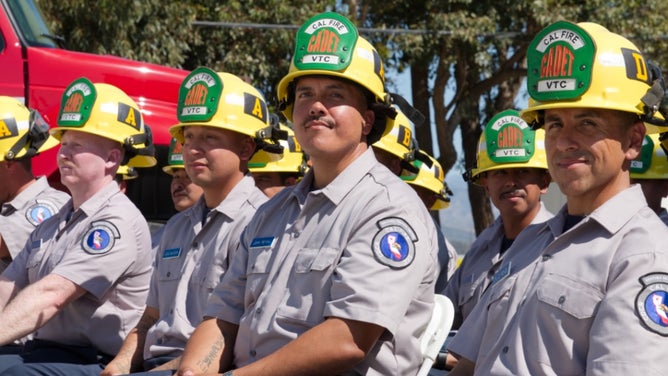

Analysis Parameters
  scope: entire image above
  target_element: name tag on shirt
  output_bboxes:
[250,236,276,249]
[162,248,181,259]
[491,261,511,286]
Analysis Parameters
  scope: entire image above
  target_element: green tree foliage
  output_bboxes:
[38,0,195,68]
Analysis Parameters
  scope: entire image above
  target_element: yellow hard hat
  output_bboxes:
[401,154,452,210]
[116,165,138,180]
[162,137,185,175]
[51,78,156,167]
[630,133,668,179]
[169,67,275,146]
[521,21,667,130]
[373,108,416,161]
[249,120,307,175]
[465,109,548,185]
[0,96,59,162]
[276,12,394,143]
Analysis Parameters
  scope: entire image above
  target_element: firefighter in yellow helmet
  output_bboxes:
[400,152,459,291]
[0,96,69,272]
[98,68,275,375]
[0,78,154,372]
[179,12,439,376]
[160,137,203,212]
[249,116,306,198]
[437,109,553,371]
[449,22,668,376]
[630,133,668,225]
[372,108,420,174]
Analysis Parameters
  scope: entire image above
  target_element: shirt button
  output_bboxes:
[250,350,256,357]
[256,307,263,314]
[558,295,566,304]
[166,272,171,277]
[502,346,509,353]
[542,255,551,261]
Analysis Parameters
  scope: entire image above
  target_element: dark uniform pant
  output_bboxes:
[0,340,110,375]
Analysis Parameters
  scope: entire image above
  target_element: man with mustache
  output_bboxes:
[435,109,552,371]
[448,21,668,375]
[178,12,439,376]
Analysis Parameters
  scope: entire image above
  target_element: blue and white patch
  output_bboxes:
[81,221,120,255]
[25,201,58,226]
[372,217,417,269]
[250,236,276,249]
[162,248,181,259]
[636,273,668,336]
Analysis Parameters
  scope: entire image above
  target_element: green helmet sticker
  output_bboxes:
[630,135,654,174]
[293,12,358,72]
[527,21,595,102]
[485,110,535,164]
[177,67,223,123]
[58,77,97,127]
[167,138,184,166]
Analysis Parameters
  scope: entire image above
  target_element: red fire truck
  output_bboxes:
[0,0,189,221]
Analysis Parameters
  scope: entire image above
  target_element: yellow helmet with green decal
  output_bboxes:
[521,21,667,131]
[169,67,275,144]
[276,12,394,144]
[465,109,548,185]
[162,137,185,175]
[51,78,156,167]
[630,133,668,179]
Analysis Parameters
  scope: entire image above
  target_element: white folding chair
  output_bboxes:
[416,294,455,376]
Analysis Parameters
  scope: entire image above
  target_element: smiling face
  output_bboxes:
[543,108,644,214]
[291,76,374,166]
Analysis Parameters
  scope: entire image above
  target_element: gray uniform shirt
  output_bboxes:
[658,208,668,226]
[448,185,668,375]
[205,148,439,375]
[435,221,458,293]
[443,203,553,328]
[144,175,266,359]
[0,177,69,267]
[3,181,152,356]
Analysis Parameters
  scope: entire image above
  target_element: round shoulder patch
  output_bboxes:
[372,217,417,269]
[636,273,668,336]
[81,221,120,255]
[25,201,58,226]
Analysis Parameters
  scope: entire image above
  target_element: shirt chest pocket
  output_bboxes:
[536,273,603,319]
[156,251,185,282]
[277,247,341,324]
